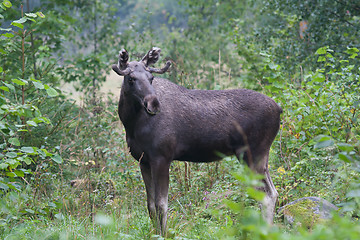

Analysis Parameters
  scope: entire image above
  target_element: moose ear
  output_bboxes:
[141,47,161,67]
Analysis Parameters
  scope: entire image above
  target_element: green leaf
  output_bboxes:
[25,13,37,18]
[6,158,18,166]
[0,120,7,129]
[4,82,15,91]
[54,213,64,220]
[0,86,9,92]
[0,163,8,170]
[5,152,17,158]
[223,199,242,212]
[51,154,63,164]
[6,172,16,177]
[337,143,354,152]
[326,53,334,59]
[12,79,27,86]
[20,147,35,154]
[317,56,326,62]
[0,182,9,190]
[11,22,24,29]
[14,170,24,177]
[268,63,280,70]
[45,87,59,97]
[13,17,27,24]
[36,12,45,18]
[315,46,328,55]
[2,32,14,38]
[25,209,35,214]
[346,47,359,54]
[314,135,334,149]
[346,190,360,198]
[8,137,20,146]
[349,53,358,59]
[315,140,334,149]
[26,120,38,127]
[21,156,32,165]
[38,149,52,157]
[0,27,11,31]
[338,153,352,163]
[3,0,12,8]
[311,72,325,83]
[247,187,265,201]
[31,80,44,89]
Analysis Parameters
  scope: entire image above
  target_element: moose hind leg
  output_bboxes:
[255,152,278,224]
[238,149,278,224]
[262,167,278,223]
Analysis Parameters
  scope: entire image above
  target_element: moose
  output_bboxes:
[112,47,282,235]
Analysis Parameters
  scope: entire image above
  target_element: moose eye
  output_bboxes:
[128,77,136,85]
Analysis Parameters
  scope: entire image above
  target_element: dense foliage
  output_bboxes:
[0,0,359,239]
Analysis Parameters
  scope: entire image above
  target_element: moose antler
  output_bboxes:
[142,47,171,74]
[142,47,161,66]
[112,47,171,76]
[118,49,129,70]
[149,61,171,74]
[112,49,131,76]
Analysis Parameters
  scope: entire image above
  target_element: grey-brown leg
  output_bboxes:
[140,161,156,221]
[254,153,278,224]
[151,158,170,236]
[262,168,278,223]
[236,149,278,224]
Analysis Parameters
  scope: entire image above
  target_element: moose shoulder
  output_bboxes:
[112,47,282,235]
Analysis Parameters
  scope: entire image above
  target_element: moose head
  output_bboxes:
[112,48,171,115]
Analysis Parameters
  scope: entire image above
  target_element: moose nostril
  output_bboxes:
[152,98,160,109]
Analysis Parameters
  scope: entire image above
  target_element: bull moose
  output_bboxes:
[112,47,282,235]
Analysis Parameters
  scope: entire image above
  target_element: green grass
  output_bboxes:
[1,148,359,239]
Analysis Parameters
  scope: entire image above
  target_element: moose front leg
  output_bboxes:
[140,161,156,220]
[151,157,171,236]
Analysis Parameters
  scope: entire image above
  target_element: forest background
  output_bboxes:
[0,0,359,239]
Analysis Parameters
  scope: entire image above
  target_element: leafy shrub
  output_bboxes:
[0,2,64,193]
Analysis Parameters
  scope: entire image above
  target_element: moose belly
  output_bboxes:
[175,142,233,163]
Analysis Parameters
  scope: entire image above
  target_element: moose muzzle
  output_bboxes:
[143,95,160,115]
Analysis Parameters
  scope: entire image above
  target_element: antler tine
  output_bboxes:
[149,61,171,74]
